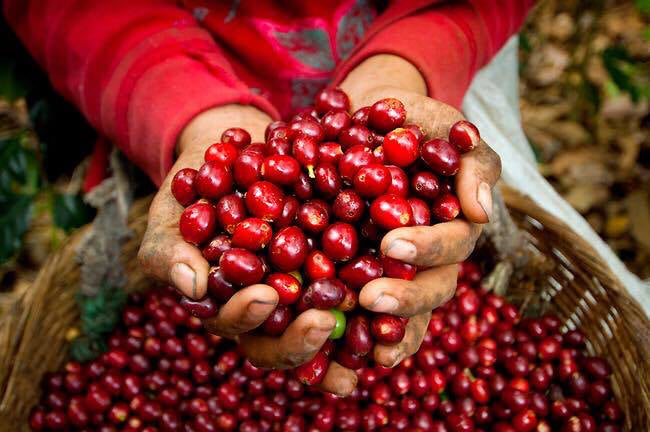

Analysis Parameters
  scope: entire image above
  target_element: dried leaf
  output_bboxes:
[625,190,650,250]
[563,184,609,214]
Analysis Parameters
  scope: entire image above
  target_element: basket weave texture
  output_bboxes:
[0,189,648,431]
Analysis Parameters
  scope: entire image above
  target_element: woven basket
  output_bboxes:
[0,187,648,431]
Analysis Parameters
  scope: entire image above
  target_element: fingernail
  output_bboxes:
[385,239,417,261]
[389,353,404,368]
[370,294,399,313]
[247,300,276,320]
[170,263,197,298]
[477,182,493,222]
[305,328,333,350]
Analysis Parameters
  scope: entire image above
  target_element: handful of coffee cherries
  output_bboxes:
[171,88,481,385]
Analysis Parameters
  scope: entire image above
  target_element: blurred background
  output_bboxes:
[0,0,648,294]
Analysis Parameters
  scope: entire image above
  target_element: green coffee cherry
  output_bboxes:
[329,309,346,339]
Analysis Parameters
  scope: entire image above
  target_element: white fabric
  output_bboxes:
[462,36,650,317]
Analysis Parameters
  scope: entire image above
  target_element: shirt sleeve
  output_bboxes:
[332,0,536,109]
[3,0,279,185]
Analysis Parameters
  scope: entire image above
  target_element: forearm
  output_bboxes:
[178,105,272,156]
[339,54,427,111]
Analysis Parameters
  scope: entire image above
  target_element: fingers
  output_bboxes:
[373,312,431,368]
[359,264,458,317]
[201,285,278,337]
[455,140,502,224]
[238,309,336,369]
[379,220,481,268]
[138,202,210,299]
[318,361,358,397]
[138,149,209,298]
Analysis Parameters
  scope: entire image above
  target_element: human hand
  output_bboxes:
[138,105,357,395]
[340,55,502,367]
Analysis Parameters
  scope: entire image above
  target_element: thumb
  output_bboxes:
[138,198,211,299]
[454,141,502,224]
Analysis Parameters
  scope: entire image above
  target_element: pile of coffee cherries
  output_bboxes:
[29,262,624,431]
[171,88,481,383]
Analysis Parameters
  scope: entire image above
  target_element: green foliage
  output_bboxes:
[0,59,28,102]
[602,46,650,103]
[71,285,127,362]
[636,0,650,15]
[0,195,33,263]
[53,193,93,233]
[0,136,39,262]
[0,135,94,264]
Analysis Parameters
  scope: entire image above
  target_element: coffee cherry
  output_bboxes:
[314,163,342,199]
[200,234,231,263]
[345,315,374,356]
[382,256,417,280]
[338,145,377,183]
[368,98,406,133]
[171,168,198,206]
[221,128,251,148]
[412,171,440,199]
[195,160,233,199]
[261,305,293,336]
[321,110,352,141]
[315,88,350,115]
[329,309,346,339]
[273,196,299,229]
[304,250,336,281]
[293,350,330,385]
[409,197,432,226]
[85,387,111,413]
[268,226,309,272]
[339,125,375,149]
[219,248,265,286]
[265,121,286,141]
[207,267,236,303]
[231,218,272,251]
[204,142,238,167]
[582,356,612,379]
[318,142,344,165]
[297,200,330,233]
[449,120,480,153]
[421,138,461,176]
[289,119,324,142]
[245,181,285,222]
[371,314,406,344]
[179,201,217,245]
[261,155,301,185]
[234,150,264,189]
[353,164,391,198]
[267,136,291,155]
[291,172,313,201]
[322,222,359,262]
[332,189,365,223]
[292,136,319,174]
[304,278,346,309]
[338,255,383,290]
[385,166,409,197]
[431,193,461,222]
[370,194,414,230]
[403,124,425,143]
[179,296,218,319]
[338,285,359,312]
[352,106,370,125]
[383,129,419,167]
[266,273,302,305]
